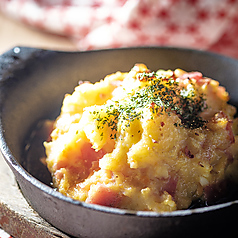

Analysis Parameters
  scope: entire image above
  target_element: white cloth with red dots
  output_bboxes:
[1,0,238,58]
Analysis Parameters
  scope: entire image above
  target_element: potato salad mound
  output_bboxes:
[44,64,238,212]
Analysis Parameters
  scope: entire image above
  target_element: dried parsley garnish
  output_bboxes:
[91,71,207,140]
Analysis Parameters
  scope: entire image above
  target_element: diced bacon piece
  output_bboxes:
[162,175,178,198]
[179,71,203,80]
[52,141,107,187]
[53,141,105,171]
[81,142,106,169]
[86,184,121,207]
[226,119,235,144]
[184,146,194,159]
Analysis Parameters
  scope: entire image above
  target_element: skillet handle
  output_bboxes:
[0,47,43,83]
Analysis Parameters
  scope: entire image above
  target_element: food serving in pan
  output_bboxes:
[44,63,238,212]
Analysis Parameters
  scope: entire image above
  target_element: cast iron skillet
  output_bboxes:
[0,46,238,238]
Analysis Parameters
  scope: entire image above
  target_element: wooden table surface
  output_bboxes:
[0,12,78,238]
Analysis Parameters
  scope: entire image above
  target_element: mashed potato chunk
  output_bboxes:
[44,64,238,212]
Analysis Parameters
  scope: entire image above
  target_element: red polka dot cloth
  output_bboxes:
[1,0,238,58]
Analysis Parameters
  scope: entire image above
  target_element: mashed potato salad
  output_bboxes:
[44,64,238,212]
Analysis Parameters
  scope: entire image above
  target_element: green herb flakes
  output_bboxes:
[90,71,207,139]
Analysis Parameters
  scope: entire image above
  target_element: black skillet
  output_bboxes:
[0,46,238,238]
